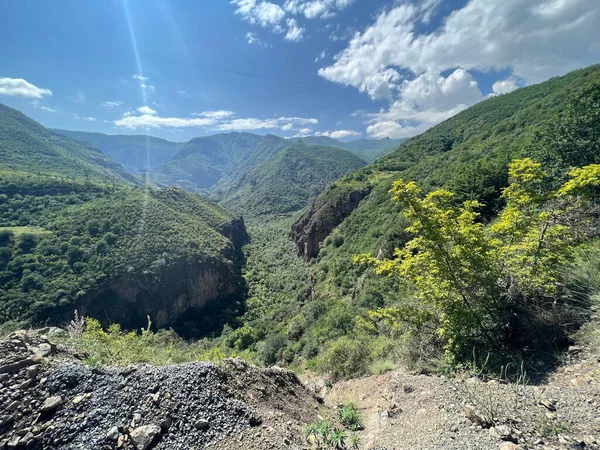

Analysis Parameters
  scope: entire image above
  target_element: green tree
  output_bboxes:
[356,158,600,360]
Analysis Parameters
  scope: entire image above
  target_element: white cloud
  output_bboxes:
[193,110,236,119]
[0,77,52,98]
[293,128,313,137]
[315,129,361,139]
[115,110,318,132]
[285,18,305,41]
[492,77,520,95]
[137,106,157,115]
[100,100,123,109]
[245,32,264,45]
[232,0,286,31]
[133,74,148,81]
[115,114,217,129]
[178,90,190,97]
[283,0,358,19]
[83,117,96,121]
[140,83,155,92]
[315,49,328,63]
[217,116,317,131]
[40,106,58,113]
[319,0,600,139]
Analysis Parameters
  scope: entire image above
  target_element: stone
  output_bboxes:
[464,405,490,427]
[499,443,518,450]
[33,343,54,358]
[46,327,68,340]
[40,396,63,413]
[539,399,557,411]
[0,356,43,374]
[130,424,161,450]
[489,425,515,442]
[6,400,21,412]
[194,419,210,431]
[72,395,86,405]
[27,365,40,380]
[107,426,119,441]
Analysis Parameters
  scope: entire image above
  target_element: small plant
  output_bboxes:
[330,428,347,449]
[67,309,86,339]
[348,433,360,450]
[338,403,363,431]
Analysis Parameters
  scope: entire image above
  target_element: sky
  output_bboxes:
[0,0,599,142]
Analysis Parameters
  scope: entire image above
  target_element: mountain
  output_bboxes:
[295,136,406,162]
[152,133,292,191]
[54,129,182,174]
[210,143,367,217]
[0,104,137,184]
[0,105,249,336]
[293,64,600,263]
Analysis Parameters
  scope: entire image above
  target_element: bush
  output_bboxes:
[316,336,371,380]
[338,403,363,431]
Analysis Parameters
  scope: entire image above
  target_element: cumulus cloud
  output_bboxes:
[233,0,353,41]
[133,74,148,81]
[318,0,600,138]
[492,77,521,95]
[315,129,361,139]
[137,106,157,115]
[100,101,123,109]
[232,0,286,31]
[0,77,52,98]
[283,0,358,19]
[285,18,305,41]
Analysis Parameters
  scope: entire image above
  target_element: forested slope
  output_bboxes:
[211,143,366,218]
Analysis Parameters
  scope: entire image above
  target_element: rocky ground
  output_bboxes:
[0,329,320,449]
[1,330,599,449]
[306,348,600,450]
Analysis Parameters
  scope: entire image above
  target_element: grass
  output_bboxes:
[0,226,53,237]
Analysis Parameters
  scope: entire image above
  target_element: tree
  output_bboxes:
[356,158,600,361]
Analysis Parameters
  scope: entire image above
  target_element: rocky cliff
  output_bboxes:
[291,186,370,261]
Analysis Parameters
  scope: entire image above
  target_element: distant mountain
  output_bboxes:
[293,136,406,162]
[153,133,292,191]
[211,143,366,217]
[54,130,182,174]
[0,104,136,184]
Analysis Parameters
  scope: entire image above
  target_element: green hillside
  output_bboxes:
[296,136,406,162]
[0,104,137,184]
[211,143,367,217]
[54,130,182,174]
[0,107,248,336]
[216,63,600,377]
[153,133,291,191]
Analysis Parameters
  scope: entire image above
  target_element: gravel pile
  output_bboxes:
[0,330,318,450]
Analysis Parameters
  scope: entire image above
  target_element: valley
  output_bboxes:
[1,64,600,449]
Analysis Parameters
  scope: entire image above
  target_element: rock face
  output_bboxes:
[78,218,248,331]
[0,330,320,450]
[291,187,369,261]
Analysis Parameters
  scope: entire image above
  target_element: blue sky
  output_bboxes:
[0,0,598,142]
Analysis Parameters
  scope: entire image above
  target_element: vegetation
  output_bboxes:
[0,104,137,184]
[153,132,292,190]
[337,403,363,431]
[54,129,182,174]
[213,143,366,218]
[304,420,360,449]
[297,136,406,162]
